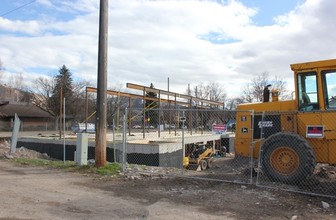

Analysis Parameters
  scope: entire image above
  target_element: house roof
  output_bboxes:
[0,102,53,118]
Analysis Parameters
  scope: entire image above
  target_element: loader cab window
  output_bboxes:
[322,70,336,109]
[297,72,319,111]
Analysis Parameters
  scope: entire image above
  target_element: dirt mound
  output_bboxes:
[0,140,50,160]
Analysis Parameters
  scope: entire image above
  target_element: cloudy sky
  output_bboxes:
[1,0,336,99]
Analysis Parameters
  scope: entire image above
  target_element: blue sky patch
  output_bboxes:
[1,0,80,22]
[199,32,240,44]
[239,0,303,25]
[26,67,57,75]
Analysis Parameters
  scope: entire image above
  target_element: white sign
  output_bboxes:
[212,124,227,134]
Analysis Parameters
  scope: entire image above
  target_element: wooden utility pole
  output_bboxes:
[95,0,108,167]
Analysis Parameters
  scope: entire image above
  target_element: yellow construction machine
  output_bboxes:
[235,59,336,183]
[183,144,215,171]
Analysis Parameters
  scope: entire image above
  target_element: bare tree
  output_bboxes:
[0,60,30,102]
[69,79,94,122]
[225,97,245,110]
[7,72,24,90]
[31,76,55,113]
[207,82,227,102]
[241,83,254,103]
[31,75,94,122]
[239,72,290,103]
[0,71,30,102]
[0,59,5,84]
[105,84,128,127]
[188,82,227,107]
[272,75,292,100]
[251,72,269,102]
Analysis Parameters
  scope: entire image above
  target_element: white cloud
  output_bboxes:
[1,0,336,98]
[0,17,41,35]
[36,0,53,7]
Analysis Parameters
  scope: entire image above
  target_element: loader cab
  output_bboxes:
[292,59,336,111]
[322,70,336,109]
[297,72,319,111]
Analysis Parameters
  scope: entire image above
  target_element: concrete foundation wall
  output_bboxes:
[16,133,230,168]
[16,138,182,167]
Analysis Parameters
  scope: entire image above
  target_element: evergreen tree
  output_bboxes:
[50,65,74,119]
[145,83,158,127]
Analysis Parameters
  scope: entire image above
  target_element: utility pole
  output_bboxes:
[95,0,108,167]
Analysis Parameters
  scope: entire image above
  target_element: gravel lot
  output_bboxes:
[1,134,336,219]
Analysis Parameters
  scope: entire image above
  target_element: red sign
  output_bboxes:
[212,124,227,134]
[306,125,324,138]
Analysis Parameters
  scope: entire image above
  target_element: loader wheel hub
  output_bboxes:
[270,147,299,176]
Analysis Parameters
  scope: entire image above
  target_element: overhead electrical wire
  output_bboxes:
[0,0,36,17]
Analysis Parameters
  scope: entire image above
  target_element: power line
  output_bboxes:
[0,0,36,17]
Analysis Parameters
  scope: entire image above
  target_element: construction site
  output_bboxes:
[2,0,336,219]
[3,60,336,219]
[8,58,336,200]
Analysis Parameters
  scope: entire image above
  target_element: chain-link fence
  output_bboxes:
[112,108,336,198]
[111,108,254,184]
[256,111,336,198]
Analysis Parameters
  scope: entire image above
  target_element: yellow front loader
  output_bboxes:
[235,58,336,184]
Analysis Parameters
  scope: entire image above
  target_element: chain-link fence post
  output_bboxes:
[122,111,127,172]
[113,118,116,163]
[256,111,265,185]
[181,110,186,175]
[248,110,255,184]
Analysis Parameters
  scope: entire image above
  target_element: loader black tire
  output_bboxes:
[207,158,214,169]
[200,159,207,170]
[261,132,316,184]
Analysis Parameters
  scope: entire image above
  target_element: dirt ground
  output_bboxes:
[1,140,336,219]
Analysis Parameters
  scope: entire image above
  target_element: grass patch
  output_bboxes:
[13,158,121,176]
[14,158,76,168]
[97,163,120,175]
